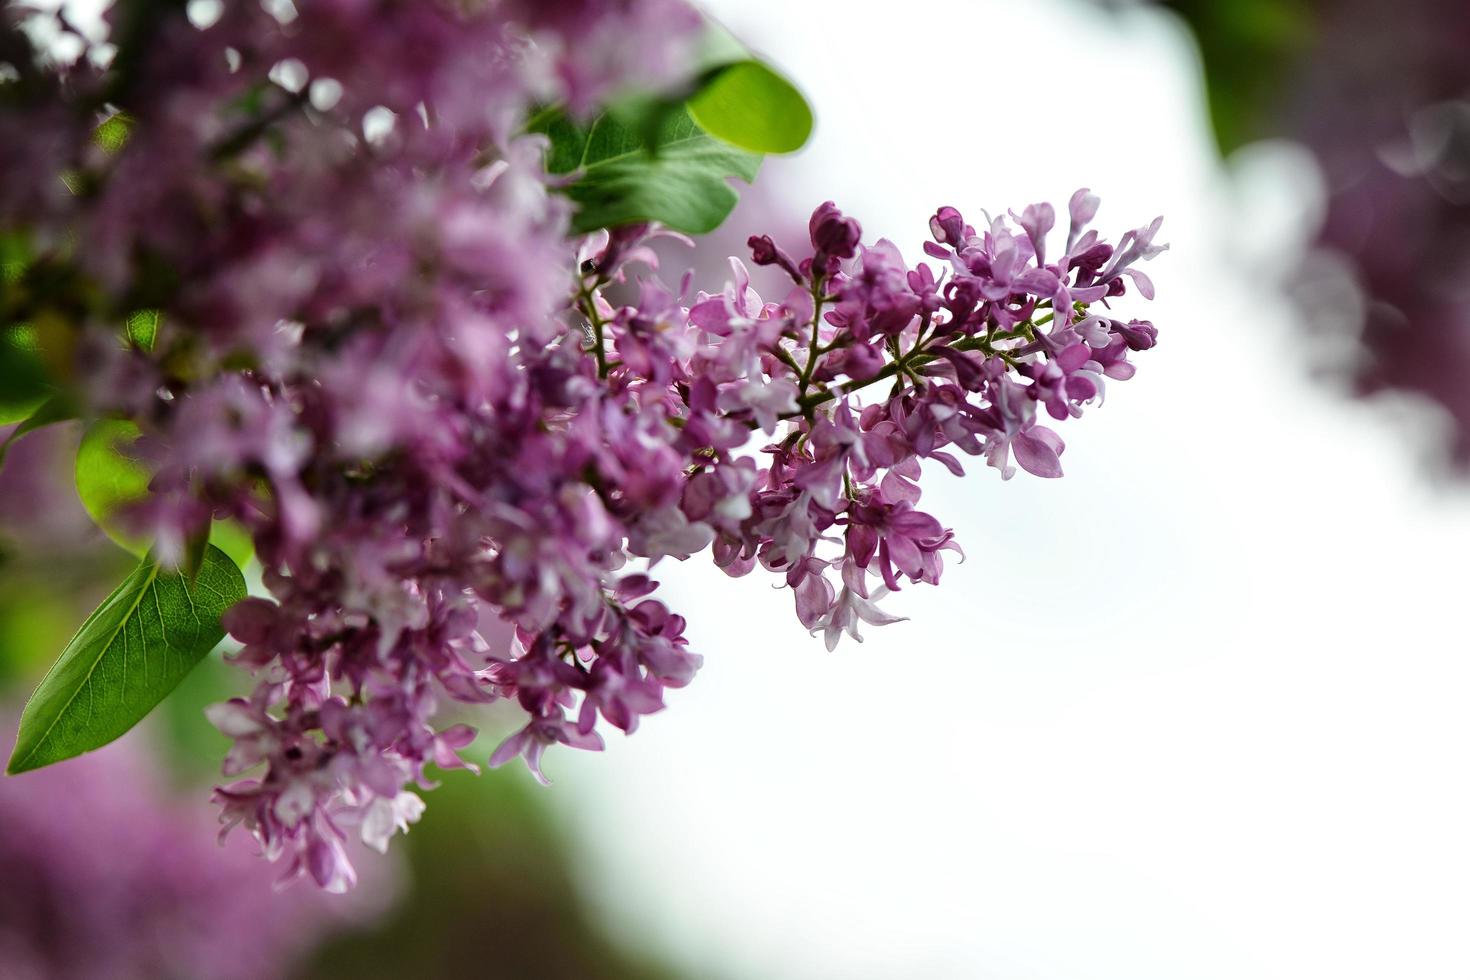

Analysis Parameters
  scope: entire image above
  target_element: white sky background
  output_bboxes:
[551,2,1470,979]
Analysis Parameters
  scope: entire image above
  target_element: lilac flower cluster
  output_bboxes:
[693,194,1164,648]
[208,194,1159,889]
[0,3,1164,889]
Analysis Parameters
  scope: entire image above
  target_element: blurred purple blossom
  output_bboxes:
[0,711,392,980]
[1137,0,1470,467]
[1292,0,1470,466]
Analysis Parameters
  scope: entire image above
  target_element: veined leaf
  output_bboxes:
[524,17,808,234]
[6,545,247,775]
[533,106,761,235]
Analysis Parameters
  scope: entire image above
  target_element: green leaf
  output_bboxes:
[687,60,812,154]
[0,393,77,468]
[181,521,211,583]
[93,111,134,154]
[523,18,808,234]
[526,105,592,174]
[533,106,761,235]
[76,419,152,556]
[1155,0,1313,153]
[124,309,159,351]
[6,545,247,775]
[0,327,50,425]
[75,419,256,565]
[0,231,30,284]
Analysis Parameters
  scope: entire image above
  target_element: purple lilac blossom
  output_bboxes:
[0,3,1165,887]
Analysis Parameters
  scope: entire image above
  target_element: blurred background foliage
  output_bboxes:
[1144,0,1470,471]
[1153,0,1314,154]
[300,768,680,980]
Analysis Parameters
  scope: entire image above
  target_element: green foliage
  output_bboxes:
[527,20,811,235]
[0,393,77,467]
[0,231,29,284]
[301,766,683,980]
[76,419,153,556]
[75,419,255,566]
[150,648,242,787]
[687,60,812,154]
[6,545,246,775]
[0,583,76,691]
[207,518,255,569]
[532,105,761,235]
[1160,0,1315,153]
[2,231,61,427]
[0,328,51,426]
[124,309,158,351]
[93,111,134,154]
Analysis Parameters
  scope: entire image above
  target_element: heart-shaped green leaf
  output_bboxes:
[6,545,247,774]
